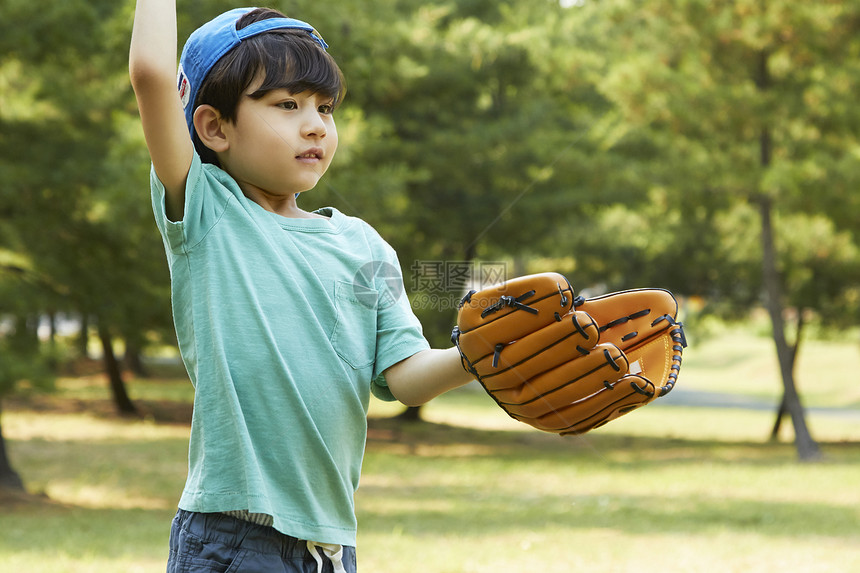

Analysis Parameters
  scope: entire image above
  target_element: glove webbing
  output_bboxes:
[476,281,569,316]
[481,291,539,318]
[458,281,572,334]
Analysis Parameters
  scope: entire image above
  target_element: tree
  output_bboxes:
[569,0,860,459]
[0,0,174,415]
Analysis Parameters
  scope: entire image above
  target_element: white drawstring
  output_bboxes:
[306,540,346,573]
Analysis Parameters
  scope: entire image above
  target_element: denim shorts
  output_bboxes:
[166,509,357,573]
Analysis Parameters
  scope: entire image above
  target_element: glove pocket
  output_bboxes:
[622,333,676,396]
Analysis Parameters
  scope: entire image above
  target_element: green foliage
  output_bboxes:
[1,0,859,360]
[0,318,55,399]
[560,0,860,327]
[778,213,860,328]
[0,0,174,376]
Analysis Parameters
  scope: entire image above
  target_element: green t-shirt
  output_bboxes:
[151,154,429,545]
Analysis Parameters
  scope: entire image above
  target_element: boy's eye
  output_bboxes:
[318,103,334,115]
[276,101,297,110]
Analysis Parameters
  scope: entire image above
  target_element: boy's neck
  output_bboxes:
[240,184,328,219]
[260,200,328,219]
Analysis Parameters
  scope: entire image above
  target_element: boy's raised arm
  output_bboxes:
[129,0,193,221]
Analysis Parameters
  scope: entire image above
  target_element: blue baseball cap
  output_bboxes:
[177,7,329,138]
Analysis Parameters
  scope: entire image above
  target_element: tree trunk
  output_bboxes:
[755,47,820,461]
[97,322,139,416]
[770,394,787,440]
[758,195,820,461]
[770,309,805,440]
[124,339,149,378]
[0,403,24,491]
[79,313,90,359]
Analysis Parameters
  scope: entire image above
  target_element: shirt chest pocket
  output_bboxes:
[330,280,378,370]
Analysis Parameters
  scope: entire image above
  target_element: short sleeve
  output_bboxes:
[150,153,234,252]
[369,245,431,401]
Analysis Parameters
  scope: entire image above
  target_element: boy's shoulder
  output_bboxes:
[319,207,376,234]
[318,207,397,255]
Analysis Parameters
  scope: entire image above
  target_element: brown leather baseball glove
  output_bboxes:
[451,272,686,435]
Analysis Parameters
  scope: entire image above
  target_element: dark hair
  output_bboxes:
[193,8,346,165]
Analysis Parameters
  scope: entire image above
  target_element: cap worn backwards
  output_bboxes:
[177,7,329,138]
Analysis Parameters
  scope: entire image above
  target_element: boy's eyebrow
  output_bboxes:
[249,88,335,103]
[245,86,292,99]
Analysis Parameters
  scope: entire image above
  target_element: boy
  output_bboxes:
[129,3,473,571]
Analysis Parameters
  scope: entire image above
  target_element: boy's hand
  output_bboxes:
[451,273,686,435]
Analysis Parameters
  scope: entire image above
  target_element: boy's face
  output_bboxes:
[218,79,338,201]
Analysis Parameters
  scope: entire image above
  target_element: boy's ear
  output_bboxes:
[193,105,229,152]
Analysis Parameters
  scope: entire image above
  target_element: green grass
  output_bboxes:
[679,325,860,409]
[355,422,860,573]
[2,328,859,572]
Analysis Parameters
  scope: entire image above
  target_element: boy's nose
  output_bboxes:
[301,112,326,139]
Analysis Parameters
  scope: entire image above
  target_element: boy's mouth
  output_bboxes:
[296,148,323,160]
